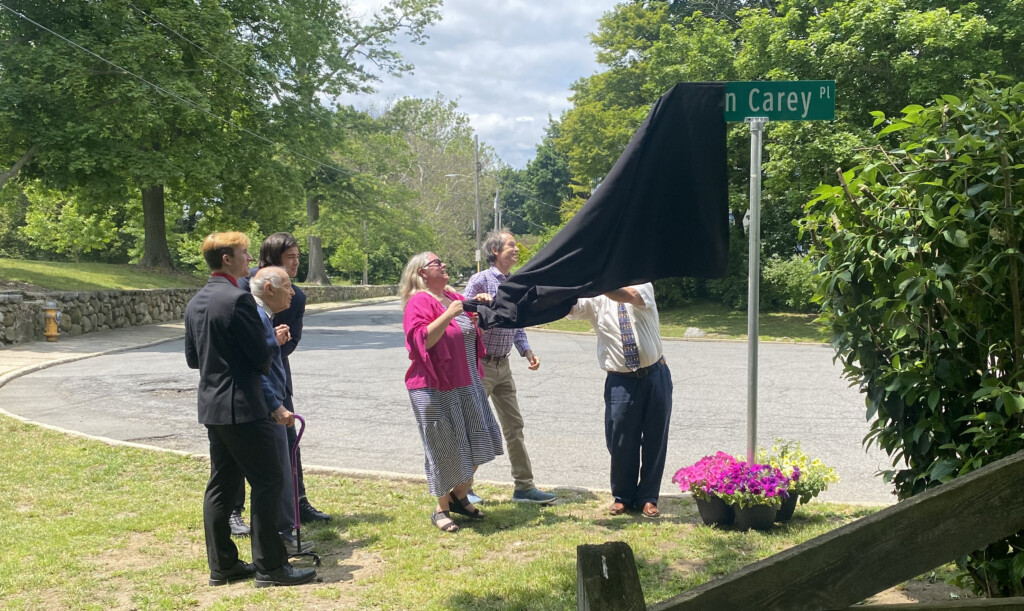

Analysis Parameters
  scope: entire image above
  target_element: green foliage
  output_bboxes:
[19,183,120,261]
[761,254,817,312]
[557,0,1024,293]
[0,183,39,259]
[801,75,1024,596]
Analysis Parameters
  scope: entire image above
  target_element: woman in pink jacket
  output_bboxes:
[399,251,503,533]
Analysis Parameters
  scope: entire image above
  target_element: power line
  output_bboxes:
[502,183,565,213]
[0,1,357,179]
[500,207,550,233]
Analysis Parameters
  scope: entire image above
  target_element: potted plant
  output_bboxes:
[713,460,793,531]
[672,452,739,526]
[757,438,839,521]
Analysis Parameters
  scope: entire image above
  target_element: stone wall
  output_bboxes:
[0,284,397,347]
[0,288,198,346]
[301,284,397,304]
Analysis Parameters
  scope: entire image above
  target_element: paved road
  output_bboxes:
[1,301,896,504]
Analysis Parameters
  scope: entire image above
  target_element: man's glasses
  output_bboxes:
[422,258,445,269]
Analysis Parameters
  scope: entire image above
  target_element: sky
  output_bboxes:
[340,0,620,169]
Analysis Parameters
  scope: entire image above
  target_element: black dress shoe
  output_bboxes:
[209,561,256,586]
[299,499,332,523]
[229,509,251,537]
[254,563,317,588]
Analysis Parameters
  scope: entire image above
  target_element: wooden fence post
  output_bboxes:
[577,541,646,611]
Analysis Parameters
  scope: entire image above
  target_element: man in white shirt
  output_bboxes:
[569,283,673,517]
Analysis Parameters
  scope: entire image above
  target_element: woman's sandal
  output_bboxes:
[448,492,485,519]
[431,510,460,533]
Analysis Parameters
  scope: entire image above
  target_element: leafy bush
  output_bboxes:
[761,254,817,313]
[800,75,1024,596]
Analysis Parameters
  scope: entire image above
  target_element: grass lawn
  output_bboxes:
[1,414,968,610]
[541,300,828,344]
[0,258,204,291]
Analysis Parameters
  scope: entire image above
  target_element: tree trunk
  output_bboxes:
[0,145,37,190]
[304,192,331,285]
[138,184,174,269]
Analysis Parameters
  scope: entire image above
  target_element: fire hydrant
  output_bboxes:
[44,300,61,342]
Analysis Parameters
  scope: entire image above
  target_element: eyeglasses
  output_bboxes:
[421,258,445,269]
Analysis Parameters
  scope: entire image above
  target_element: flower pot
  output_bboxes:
[774,494,799,522]
[733,503,777,531]
[694,495,734,526]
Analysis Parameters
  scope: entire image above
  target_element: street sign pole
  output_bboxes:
[724,80,834,464]
[745,116,767,464]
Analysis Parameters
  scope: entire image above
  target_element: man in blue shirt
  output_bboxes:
[465,230,557,505]
[250,266,317,560]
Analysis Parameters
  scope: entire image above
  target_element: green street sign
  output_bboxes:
[724,80,835,121]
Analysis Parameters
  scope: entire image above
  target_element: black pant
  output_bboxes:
[205,419,288,573]
[234,423,305,511]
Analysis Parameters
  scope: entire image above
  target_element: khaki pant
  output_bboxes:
[482,356,534,491]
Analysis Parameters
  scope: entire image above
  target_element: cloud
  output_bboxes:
[339,0,617,168]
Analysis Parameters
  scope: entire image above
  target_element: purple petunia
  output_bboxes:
[675,453,794,507]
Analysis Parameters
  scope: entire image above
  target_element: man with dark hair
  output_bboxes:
[230,233,329,537]
[185,231,316,587]
[464,230,557,505]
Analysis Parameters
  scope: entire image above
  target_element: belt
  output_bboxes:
[481,353,509,363]
[611,356,666,379]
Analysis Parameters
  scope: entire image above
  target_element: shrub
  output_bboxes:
[761,254,817,312]
[800,75,1024,596]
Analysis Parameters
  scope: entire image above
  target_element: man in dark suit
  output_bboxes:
[185,231,316,587]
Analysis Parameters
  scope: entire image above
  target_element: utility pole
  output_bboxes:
[361,219,368,286]
[474,134,481,273]
[493,188,500,231]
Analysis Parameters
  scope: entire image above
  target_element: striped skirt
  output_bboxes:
[408,314,503,497]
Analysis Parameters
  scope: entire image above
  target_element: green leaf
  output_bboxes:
[879,122,912,135]
[942,229,968,248]
[930,458,958,482]
[928,387,940,410]
[966,183,987,196]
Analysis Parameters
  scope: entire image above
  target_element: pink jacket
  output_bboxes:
[403,290,486,391]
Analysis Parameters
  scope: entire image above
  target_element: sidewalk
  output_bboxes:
[0,295,398,388]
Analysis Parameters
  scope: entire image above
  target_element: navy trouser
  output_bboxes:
[603,363,673,508]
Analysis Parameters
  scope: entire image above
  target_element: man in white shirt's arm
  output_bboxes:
[568,283,673,518]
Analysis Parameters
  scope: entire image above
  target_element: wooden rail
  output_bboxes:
[578,450,1024,610]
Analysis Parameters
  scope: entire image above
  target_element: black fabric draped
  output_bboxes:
[475,82,729,330]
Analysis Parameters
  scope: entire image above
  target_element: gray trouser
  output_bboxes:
[482,356,534,491]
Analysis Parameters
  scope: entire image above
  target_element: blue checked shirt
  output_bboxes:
[465,266,531,358]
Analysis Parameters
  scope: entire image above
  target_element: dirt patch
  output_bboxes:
[864,577,974,605]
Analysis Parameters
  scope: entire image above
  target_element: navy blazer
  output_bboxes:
[239,274,306,403]
[185,276,272,425]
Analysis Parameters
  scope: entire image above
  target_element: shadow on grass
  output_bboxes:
[446,583,572,611]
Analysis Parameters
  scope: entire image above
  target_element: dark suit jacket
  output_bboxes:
[185,275,272,425]
[239,276,305,405]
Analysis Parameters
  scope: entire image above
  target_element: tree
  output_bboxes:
[494,167,531,235]
[0,0,274,268]
[235,0,442,283]
[383,94,498,276]
[801,75,1024,596]
[521,119,572,229]
[555,0,1024,299]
